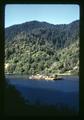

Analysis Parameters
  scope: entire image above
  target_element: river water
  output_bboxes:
[5,75,79,112]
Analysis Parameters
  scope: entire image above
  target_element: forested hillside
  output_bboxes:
[5,20,79,76]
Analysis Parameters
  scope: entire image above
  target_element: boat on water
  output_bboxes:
[53,77,63,80]
[52,74,63,81]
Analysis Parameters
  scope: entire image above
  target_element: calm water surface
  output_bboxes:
[6,75,79,112]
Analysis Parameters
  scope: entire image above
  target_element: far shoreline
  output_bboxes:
[5,73,79,81]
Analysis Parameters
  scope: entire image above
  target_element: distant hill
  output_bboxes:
[5,20,79,75]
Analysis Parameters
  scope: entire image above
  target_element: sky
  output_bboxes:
[5,4,80,28]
